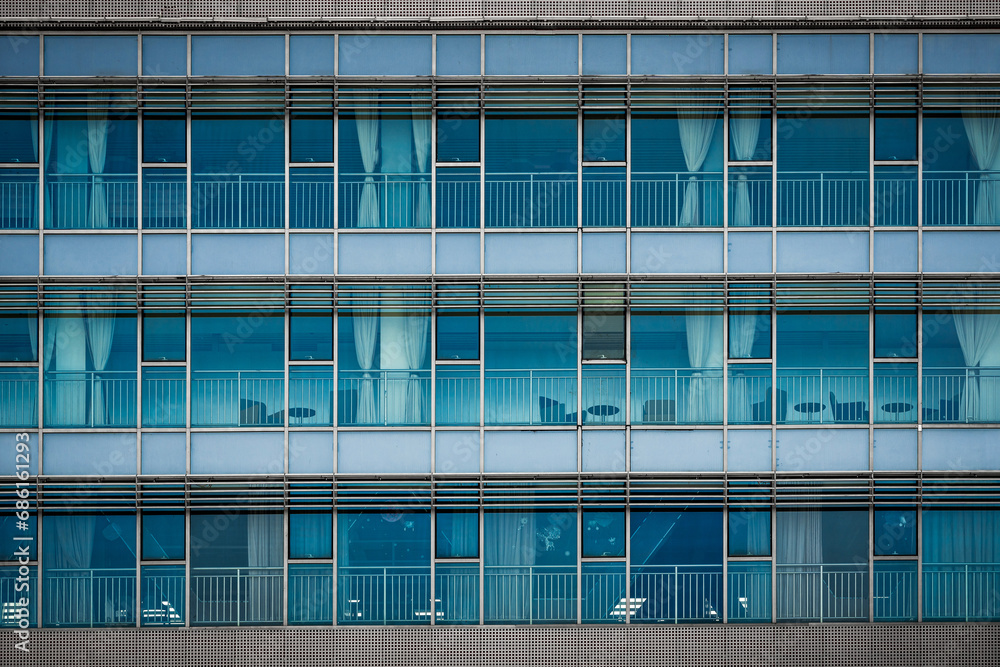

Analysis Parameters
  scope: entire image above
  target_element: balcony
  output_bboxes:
[0,372,37,428]
[192,173,283,229]
[436,368,480,426]
[288,368,335,426]
[924,563,1000,621]
[631,369,724,425]
[924,170,1000,226]
[290,169,335,229]
[775,564,868,622]
[436,564,480,625]
[190,567,283,626]
[485,173,576,227]
[142,368,186,428]
[43,370,136,428]
[728,167,772,227]
[289,564,334,625]
[484,565,576,624]
[436,169,480,229]
[338,369,431,426]
[142,169,186,229]
[43,568,135,627]
[632,171,723,227]
[874,562,917,622]
[45,173,137,229]
[728,563,771,623]
[0,170,38,229]
[339,173,431,228]
[777,171,869,226]
[630,565,723,623]
[776,368,869,424]
[190,371,283,427]
[339,566,431,625]
[484,370,577,426]
[140,565,185,627]
[923,367,1000,423]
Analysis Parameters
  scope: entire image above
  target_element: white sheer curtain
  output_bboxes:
[484,510,536,622]
[382,111,413,227]
[962,104,1000,225]
[411,109,431,227]
[730,110,761,226]
[355,109,380,228]
[52,309,88,426]
[952,308,1000,421]
[27,315,37,360]
[677,108,719,226]
[49,514,96,625]
[685,312,723,422]
[402,310,430,423]
[247,511,283,622]
[352,307,380,424]
[776,510,823,619]
[728,311,759,422]
[87,96,109,229]
[924,510,1000,564]
[84,300,116,426]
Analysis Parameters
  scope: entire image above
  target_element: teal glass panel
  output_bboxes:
[290,112,334,163]
[437,311,479,360]
[728,510,771,557]
[875,309,916,359]
[582,366,625,426]
[875,111,917,161]
[583,509,625,558]
[583,112,625,162]
[143,311,185,361]
[873,561,917,621]
[289,366,334,426]
[0,311,37,361]
[290,310,333,361]
[437,111,479,163]
[582,166,626,227]
[0,112,37,164]
[290,167,334,228]
[728,562,771,622]
[143,116,185,163]
[729,309,770,359]
[728,165,772,227]
[141,565,185,626]
[142,513,185,560]
[436,563,479,625]
[142,367,185,428]
[874,509,916,556]
[582,562,626,624]
[436,511,479,558]
[922,111,991,226]
[874,363,917,424]
[0,566,36,628]
[0,367,37,428]
[0,510,36,560]
[923,509,1000,621]
[874,165,918,226]
[729,111,771,161]
[729,363,778,425]
[436,365,479,426]
[0,168,38,229]
[290,512,332,559]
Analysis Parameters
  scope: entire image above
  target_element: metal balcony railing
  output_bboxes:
[288,373,335,426]
[777,171,869,226]
[0,375,38,428]
[142,370,186,427]
[0,171,38,229]
[582,175,627,227]
[339,566,432,625]
[142,172,186,229]
[435,370,480,426]
[923,367,1000,423]
[484,369,577,426]
[338,369,431,426]
[776,367,869,424]
[43,568,136,628]
[874,564,917,622]
[581,567,627,623]
[629,565,723,623]
[924,170,1000,226]
[192,173,283,229]
[485,173,577,227]
[190,371,284,427]
[436,173,480,229]
[0,570,35,628]
[191,567,283,626]
[43,370,137,428]
[727,171,772,227]
[924,563,1000,621]
[630,368,724,425]
[484,565,577,624]
[290,174,335,229]
[632,172,723,227]
[775,564,868,622]
[45,174,138,229]
[339,173,432,228]
[289,566,335,625]
[581,372,626,425]
[435,565,480,625]
[140,569,185,627]
[727,567,772,622]
[873,172,918,227]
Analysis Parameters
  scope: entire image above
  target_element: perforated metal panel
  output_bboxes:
[13,625,1000,667]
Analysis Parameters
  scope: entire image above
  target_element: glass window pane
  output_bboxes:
[874,508,916,556]
[0,311,38,362]
[290,113,333,163]
[583,509,625,558]
[875,309,917,358]
[583,112,626,162]
[290,310,333,361]
[288,563,334,625]
[582,562,626,624]
[436,511,479,559]
[436,167,480,228]
[142,513,185,560]
[875,111,917,161]
[0,112,37,163]
[583,308,625,361]
[143,116,186,164]
[290,167,335,229]
[729,309,771,359]
[290,512,332,559]
[437,111,480,162]
[143,312,185,362]
[728,510,771,557]
[729,111,771,161]
[437,311,479,360]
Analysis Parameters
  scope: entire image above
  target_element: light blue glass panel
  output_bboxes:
[141,565,185,627]
[289,563,334,625]
[485,35,577,75]
[874,34,917,75]
[581,429,626,473]
[190,433,284,474]
[435,232,480,273]
[583,34,626,75]
[728,34,772,75]
[339,35,432,76]
[923,509,1000,621]
[0,35,39,76]
[872,429,918,471]
[924,231,1000,271]
[484,431,576,472]
[42,514,136,627]
[0,171,38,230]
[44,234,138,275]
[191,234,284,275]
[190,512,283,626]
[437,512,479,558]
[142,35,186,76]
[776,428,869,471]
[435,430,479,474]
[630,509,722,623]
[924,33,1000,74]
[142,513,185,560]
[436,35,480,76]
[191,35,283,76]
[484,233,577,274]
[338,431,431,472]
[630,430,724,471]
[143,169,186,229]
[632,35,724,75]
[775,232,869,273]
[581,232,626,273]
[776,34,869,75]
[142,367,185,428]
[728,562,771,623]
[727,231,772,273]
[436,563,479,625]
[0,367,36,429]
[582,562,625,624]
[873,561,917,622]
[874,231,917,272]
[45,35,137,76]
[289,35,335,76]
[726,429,772,472]
[338,233,432,274]
[290,512,332,559]
[289,232,335,272]
[142,233,186,274]
[288,431,334,474]
[484,510,576,624]
[437,168,480,229]
[0,566,36,627]
[728,510,771,557]
[337,510,430,625]
[140,432,186,475]
[630,233,724,273]
[922,429,1000,470]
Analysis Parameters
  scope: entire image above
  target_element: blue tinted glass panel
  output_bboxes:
[339,35,432,76]
[583,509,625,557]
[583,113,626,162]
[776,509,868,565]
[0,169,38,230]
[191,35,284,76]
[143,312,185,361]
[0,35,39,76]
[290,310,333,361]
[485,35,578,76]
[777,34,868,75]
[924,34,1000,74]
[728,363,773,425]
[582,35,626,75]
[582,562,626,624]
[291,113,333,163]
[874,561,917,622]
[631,509,722,565]
[436,35,480,76]
[875,112,917,161]
[436,365,479,427]
[583,167,626,227]
[191,310,283,371]
[485,311,576,370]
[141,565,185,626]
[143,116,186,163]
[728,562,771,623]
[142,366,185,428]
[290,512,333,559]
[289,35,335,76]
[45,35,137,76]
[436,512,479,558]
[875,309,916,358]
[0,512,36,560]
[874,33,917,74]
[437,112,479,162]
[728,34,772,75]
[632,35,724,75]
[874,363,917,424]
[142,513,185,560]
[728,510,771,557]
[729,112,771,161]
[923,509,1000,563]
[288,366,334,426]
[922,111,989,226]
[0,366,36,428]
[0,113,36,163]
[338,511,430,566]
[0,311,37,361]
[437,311,479,360]
[142,35,186,76]
[874,508,917,556]
[729,309,771,359]
[777,311,868,368]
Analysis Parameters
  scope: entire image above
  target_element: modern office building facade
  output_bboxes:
[1,1,999,665]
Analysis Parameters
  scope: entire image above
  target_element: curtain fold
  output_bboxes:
[729,110,761,226]
[411,109,431,227]
[52,309,88,427]
[952,308,1000,421]
[776,510,823,620]
[924,510,1000,564]
[84,300,116,426]
[728,311,759,422]
[402,309,429,423]
[49,514,96,625]
[677,109,719,226]
[684,312,722,422]
[962,104,1000,225]
[484,510,536,622]
[355,109,381,228]
[87,96,110,228]
[27,315,37,360]
[352,307,380,424]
